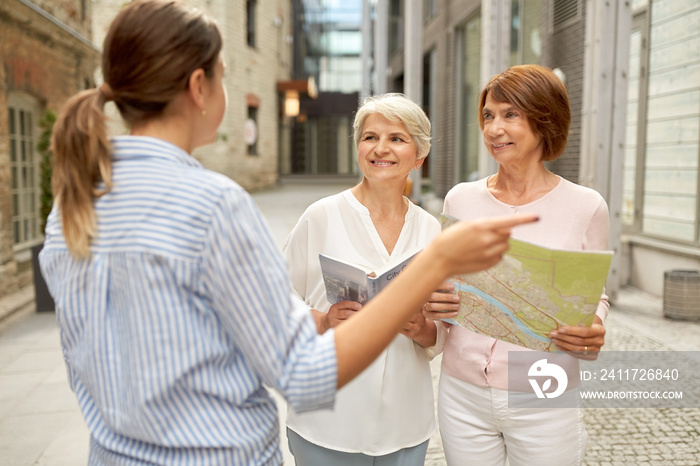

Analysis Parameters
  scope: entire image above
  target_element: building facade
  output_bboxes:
[279,0,363,178]
[195,0,293,190]
[1,0,294,308]
[383,0,700,299]
[621,0,700,295]
[92,0,294,191]
[0,0,99,298]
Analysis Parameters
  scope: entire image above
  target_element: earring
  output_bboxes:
[202,110,207,116]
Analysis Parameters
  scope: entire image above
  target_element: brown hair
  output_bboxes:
[477,64,570,162]
[51,0,222,258]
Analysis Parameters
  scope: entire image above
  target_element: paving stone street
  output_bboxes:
[0,180,698,465]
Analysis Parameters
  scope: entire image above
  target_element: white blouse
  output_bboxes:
[282,189,442,455]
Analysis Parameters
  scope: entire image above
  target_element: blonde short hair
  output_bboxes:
[353,93,431,159]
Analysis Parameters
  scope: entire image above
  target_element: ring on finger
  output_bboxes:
[424,302,429,312]
[584,346,588,354]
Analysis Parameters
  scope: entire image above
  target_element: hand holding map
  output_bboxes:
[441,215,614,352]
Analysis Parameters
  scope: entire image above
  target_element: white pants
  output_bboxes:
[438,373,587,466]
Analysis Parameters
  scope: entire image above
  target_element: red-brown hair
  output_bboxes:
[478,64,571,162]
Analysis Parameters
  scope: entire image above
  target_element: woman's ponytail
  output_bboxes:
[49,0,222,259]
[50,88,113,259]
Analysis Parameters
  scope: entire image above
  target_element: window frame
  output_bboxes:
[623,2,700,246]
[246,0,257,48]
[454,10,482,184]
[8,92,43,253]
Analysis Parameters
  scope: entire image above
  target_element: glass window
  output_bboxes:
[287,1,363,176]
[289,113,357,176]
[8,93,41,248]
[318,56,362,93]
[457,12,481,183]
[294,1,362,93]
[623,26,643,227]
[323,30,362,55]
[510,0,542,66]
[389,0,403,56]
[624,1,700,244]
[247,0,256,47]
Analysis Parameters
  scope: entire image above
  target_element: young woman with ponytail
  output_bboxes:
[40,1,537,463]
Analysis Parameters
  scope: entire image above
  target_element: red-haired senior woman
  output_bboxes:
[424,64,609,466]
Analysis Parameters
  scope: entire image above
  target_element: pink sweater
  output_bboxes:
[442,176,610,390]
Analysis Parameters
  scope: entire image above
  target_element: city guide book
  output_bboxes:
[319,247,421,305]
[441,214,614,352]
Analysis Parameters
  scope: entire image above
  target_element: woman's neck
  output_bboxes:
[129,93,197,153]
[488,164,559,206]
[351,179,409,255]
[351,179,408,218]
[130,116,194,154]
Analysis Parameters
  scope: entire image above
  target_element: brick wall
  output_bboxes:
[0,0,99,297]
[31,0,93,37]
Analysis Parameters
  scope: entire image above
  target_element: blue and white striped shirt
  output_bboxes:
[40,136,337,465]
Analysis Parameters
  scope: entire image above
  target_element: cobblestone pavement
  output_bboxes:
[1,180,698,465]
[424,287,700,466]
[578,289,700,466]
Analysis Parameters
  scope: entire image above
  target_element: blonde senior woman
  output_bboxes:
[282,93,443,465]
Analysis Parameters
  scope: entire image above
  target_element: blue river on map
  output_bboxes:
[444,283,549,342]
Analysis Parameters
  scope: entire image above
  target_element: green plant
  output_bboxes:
[37,109,56,233]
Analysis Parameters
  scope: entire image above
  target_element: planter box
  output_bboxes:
[31,244,55,312]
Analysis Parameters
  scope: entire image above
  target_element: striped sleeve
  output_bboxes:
[202,186,337,412]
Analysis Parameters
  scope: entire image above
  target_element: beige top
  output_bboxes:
[441,176,611,390]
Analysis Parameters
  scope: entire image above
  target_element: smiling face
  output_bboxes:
[357,113,423,184]
[482,94,543,166]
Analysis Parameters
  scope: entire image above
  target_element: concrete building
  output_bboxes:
[4,0,697,318]
[91,0,294,191]
[380,0,700,303]
[0,0,100,303]
[1,0,295,317]
[195,0,293,191]
[278,0,363,179]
